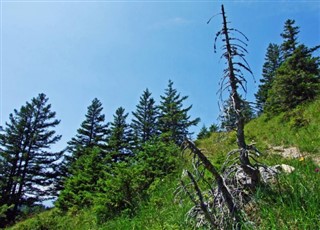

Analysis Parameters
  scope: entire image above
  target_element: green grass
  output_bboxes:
[255,158,320,229]
[8,173,194,230]
[100,174,193,230]
[196,98,320,229]
[245,98,320,154]
[9,98,320,229]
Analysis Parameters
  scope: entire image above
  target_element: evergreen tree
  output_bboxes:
[0,93,62,226]
[280,19,300,60]
[67,98,109,156]
[255,43,281,113]
[197,125,210,140]
[158,80,200,145]
[131,89,158,145]
[56,147,107,211]
[58,98,109,189]
[209,123,219,133]
[265,44,320,114]
[108,107,134,161]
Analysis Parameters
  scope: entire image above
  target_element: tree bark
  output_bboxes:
[184,139,241,225]
[221,5,259,187]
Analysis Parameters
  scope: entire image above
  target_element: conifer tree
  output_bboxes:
[56,147,107,211]
[131,89,158,145]
[67,98,109,156]
[264,19,320,114]
[281,19,300,60]
[158,80,200,145]
[58,98,109,187]
[0,93,62,226]
[266,44,320,114]
[255,43,281,113]
[197,125,210,140]
[208,123,219,133]
[108,107,134,161]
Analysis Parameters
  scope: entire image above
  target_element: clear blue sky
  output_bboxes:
[1,0,319,151]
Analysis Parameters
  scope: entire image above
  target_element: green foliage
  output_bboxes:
[195,99,320,228]
[94,137,180,222]
[9,98,320,229]
[0,204,13,219]
[135,137,180,179]
[0,93,62,226]
[246,98,320,154]
[101,174,193,230]
[255,159,320,229]
[197,125,211,140]
[257,19,320,116]
[265,44,320,114]
[56,136,180,225]
[9,174,192,230]
[60,98,109,191]
[8,208,98,230]
[67,98,109,156]
[280,19,300,60]
[255,43,281,113]
[92,161,146,223]
[197,124,219,140]
[158,80,200,145]
[108,107,134,161]
[56,147,107,211]
[131,88,159,145]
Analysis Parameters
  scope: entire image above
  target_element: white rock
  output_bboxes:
[280,164,295,173]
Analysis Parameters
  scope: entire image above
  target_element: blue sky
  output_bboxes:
[1,0,319,150]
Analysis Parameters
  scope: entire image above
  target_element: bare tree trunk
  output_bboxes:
[221,5,260,187]
[184,139,241,226]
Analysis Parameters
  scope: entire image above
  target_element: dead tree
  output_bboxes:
[176,5,270,229]
[216,4,260,187]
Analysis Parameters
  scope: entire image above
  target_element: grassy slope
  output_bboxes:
[197,98,320,229]
[9,99,320,229]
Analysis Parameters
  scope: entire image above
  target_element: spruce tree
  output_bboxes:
[281,19,300,60]
[67,98,109,156]
[264,19,320,114]
[131,88,158,145]
[209,123,219,133]
[197,125,210,140]
[58,98,109,188]
[255,43,281,113]
[56,147,107,211]
[108,107,134,161]
[158,80,200,145]
[265,44,320,114]
[0,93,62,226]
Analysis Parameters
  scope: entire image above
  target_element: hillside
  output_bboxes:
[8,98,320,229]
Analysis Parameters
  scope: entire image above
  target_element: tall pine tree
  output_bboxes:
[265,44,320,114]
[58,98,109,190]
[255,43,281,113]
[67,98,109,156]
[0,93,62,226]
[108,107,134,161]
[265,19,320,114]
[131,88,158,145]
[158,80,200,145]
[280,19,300,60]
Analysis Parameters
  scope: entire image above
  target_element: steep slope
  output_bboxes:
[9,98,320,229]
